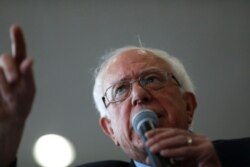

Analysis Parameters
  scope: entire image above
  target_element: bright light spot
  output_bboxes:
[33,134,76,167]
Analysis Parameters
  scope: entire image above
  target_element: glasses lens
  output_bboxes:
[140,72,166,90]
[107,81,130,102]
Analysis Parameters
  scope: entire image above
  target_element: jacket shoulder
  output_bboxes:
[76,160,132,167]
[213,137,250,167]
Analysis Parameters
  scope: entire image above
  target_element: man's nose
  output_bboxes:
[130,82,151,106]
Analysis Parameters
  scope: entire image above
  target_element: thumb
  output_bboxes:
[145,156,151,165]
[19,57,36,98]
[20,57,34,81]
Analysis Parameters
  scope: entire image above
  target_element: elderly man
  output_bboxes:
[89,46,220,167]
[0,26,249,167]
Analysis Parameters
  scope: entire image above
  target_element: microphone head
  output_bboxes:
[132,109,159,134]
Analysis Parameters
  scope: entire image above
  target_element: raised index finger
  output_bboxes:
[10,25,27,65]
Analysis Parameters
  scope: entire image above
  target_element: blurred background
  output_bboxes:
[0,0,250,166]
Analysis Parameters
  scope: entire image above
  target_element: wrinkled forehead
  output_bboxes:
[103,49,172,86]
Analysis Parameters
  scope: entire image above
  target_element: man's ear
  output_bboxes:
[99,117,120,146]
[183,92,197,125]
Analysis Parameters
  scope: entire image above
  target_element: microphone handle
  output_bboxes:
[139,121,172,167]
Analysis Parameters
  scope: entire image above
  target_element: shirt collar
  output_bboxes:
[133,160,151,167]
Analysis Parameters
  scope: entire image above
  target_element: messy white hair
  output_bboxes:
[93,46,195,117]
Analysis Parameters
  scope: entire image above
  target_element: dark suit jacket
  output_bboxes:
[213,138,250,167]
[77,160,135,167]
[77,138,250,167]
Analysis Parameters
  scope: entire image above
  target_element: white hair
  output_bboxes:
[93,46,195,117]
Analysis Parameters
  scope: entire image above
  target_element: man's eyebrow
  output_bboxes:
[120,75,135,81]
[139,67,164,74]
[110,76,131,84]
[110,67,165,84]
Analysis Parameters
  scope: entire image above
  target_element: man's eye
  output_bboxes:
[115,86,126,94]
[143,75,162,84]
[112,83,129,99]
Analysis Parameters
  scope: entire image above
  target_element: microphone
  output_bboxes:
[132,109,172,167]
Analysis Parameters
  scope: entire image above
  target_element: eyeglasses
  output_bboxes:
[102,69,181,108]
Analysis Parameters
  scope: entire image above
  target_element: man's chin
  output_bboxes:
[128,141,147,163]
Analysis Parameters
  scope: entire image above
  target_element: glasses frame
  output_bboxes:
[102,71,181,108]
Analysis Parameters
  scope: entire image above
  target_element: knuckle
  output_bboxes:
[4,94,17,107]
[0,54,12,64]
[168,128,177,135]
